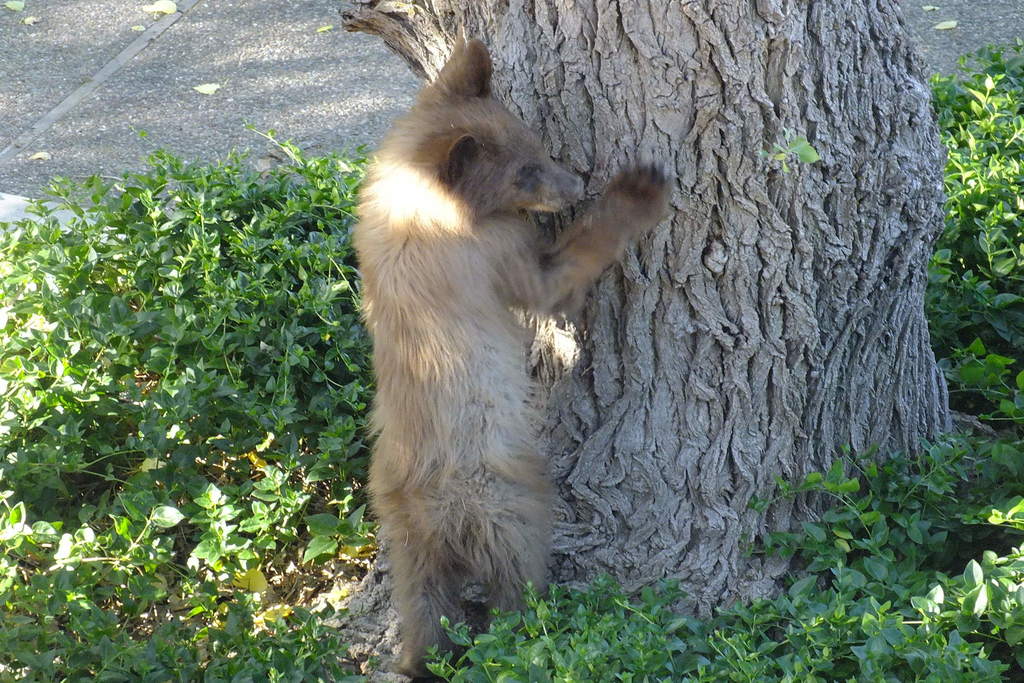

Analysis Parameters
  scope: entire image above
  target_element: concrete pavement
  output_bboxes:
[904,0,1024,75]
[0,0,418,200]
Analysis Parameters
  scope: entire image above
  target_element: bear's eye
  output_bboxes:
[515,164,541,192]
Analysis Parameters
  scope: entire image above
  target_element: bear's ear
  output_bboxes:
[441,134,479,186]
[434,39,492,98]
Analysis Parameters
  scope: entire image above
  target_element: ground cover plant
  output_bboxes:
[2,41,1023,682]
[929,41,1024,424]
[0,137,372,681]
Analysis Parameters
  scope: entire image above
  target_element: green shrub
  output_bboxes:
[928,41,1024,423]
[0,138,371,680]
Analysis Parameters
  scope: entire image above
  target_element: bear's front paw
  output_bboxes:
[604,162,673,231]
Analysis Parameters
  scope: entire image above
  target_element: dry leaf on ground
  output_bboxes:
[141,0,176,15]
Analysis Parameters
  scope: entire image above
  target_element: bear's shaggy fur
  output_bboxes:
[353,39,670,677]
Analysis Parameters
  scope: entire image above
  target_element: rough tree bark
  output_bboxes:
[340,0,949,642]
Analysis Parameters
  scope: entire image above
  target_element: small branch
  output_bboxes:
[341,0,452,80]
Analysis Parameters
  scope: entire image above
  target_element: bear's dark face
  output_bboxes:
[411,40,584,216]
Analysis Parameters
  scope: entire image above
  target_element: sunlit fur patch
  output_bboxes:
[362,158,469,235]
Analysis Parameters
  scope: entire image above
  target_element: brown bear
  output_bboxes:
[353,39,671,678]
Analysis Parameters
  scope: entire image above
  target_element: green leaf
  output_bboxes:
[966,338,986,355]
[968,584,988,615]
[303,535,338,563]
[993,256,1016,276]
[791,137,820,163]
[985,353,1016,368]
[999,399,1018,416]
[932,20,957,30]
[54,533,74,561]
[1003,496,1024,518]
[1016,370,1024,391]
[788,575,817,598]
[346,504,366,529]
[802,522,827,543]
[911,595,940,615]
[151,505,185,528]
[195,484,224,509]
[7,501,26,526]
[192,538,221,563]
[837,478,860,493]
[864,556,888,581]
[113,516,130,539]
[992,293,1022,308]
[963,559,983,587]
[957,360,987,385]
[4,1,24,11]
[870,519,890,545]
[31,521,58,538]
[304,513,341,536]
[826,458,845,482]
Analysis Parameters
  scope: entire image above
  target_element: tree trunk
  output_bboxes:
[342,0,949,613]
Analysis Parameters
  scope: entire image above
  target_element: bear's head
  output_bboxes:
[405,40,584,217]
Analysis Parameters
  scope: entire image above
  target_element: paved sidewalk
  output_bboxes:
[0,0,418,199]
[0,0,1021,219]
[904,1,1024,75]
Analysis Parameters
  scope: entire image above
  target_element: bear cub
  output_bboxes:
[353,39,671,678]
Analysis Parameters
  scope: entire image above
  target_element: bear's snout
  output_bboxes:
[542,163,584,210]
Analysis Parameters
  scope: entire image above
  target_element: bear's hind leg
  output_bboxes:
[389,534,463,678]
[469,486,551,614]
[486,521,549,612]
